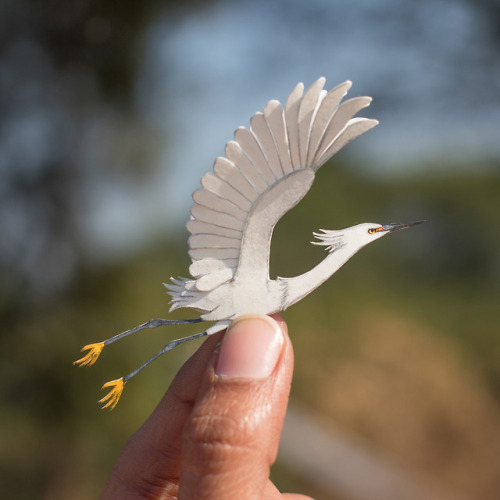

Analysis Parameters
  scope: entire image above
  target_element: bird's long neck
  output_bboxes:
[280,244,358,309]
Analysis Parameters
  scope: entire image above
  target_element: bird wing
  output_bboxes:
[186,77,378,292]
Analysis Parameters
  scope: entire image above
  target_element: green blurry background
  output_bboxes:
[1,1,499,499]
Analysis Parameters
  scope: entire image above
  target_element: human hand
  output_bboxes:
[100,313,313,500]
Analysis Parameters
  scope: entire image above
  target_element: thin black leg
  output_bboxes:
[123,330,208,382]
[104,317,203,346]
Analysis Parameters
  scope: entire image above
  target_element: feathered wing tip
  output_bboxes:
[282,78,379,172]
[311,229,346,253]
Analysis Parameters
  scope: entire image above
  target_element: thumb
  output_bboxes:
[179,314,293,500]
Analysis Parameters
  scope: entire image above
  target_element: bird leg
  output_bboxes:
[73,317,203,367]
[99,330,208,409]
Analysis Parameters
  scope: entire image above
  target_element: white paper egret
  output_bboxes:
[75,78,423,408]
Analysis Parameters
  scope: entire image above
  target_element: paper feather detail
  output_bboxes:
[312,229,347,253]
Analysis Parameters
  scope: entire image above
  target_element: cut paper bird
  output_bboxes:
[75,77,424,408]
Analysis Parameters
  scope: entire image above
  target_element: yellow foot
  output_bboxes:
[99,378,126,409]
[73,343,105,367]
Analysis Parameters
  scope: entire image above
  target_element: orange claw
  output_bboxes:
[99,378,126,409]
[73,342,105,367]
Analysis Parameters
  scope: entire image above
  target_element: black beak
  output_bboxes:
[381,220,426,233]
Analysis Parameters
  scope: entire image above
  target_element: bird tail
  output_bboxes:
[164,277,201,312]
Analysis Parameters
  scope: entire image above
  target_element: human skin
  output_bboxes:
[100,314,313,500]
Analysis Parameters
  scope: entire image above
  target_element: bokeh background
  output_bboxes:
[1,1,499,499]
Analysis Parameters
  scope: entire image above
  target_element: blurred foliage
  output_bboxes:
[1,0,217,99]
[0,0,219,304]
[1,161,499,499]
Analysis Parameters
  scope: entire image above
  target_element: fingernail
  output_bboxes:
[215,315,283,379]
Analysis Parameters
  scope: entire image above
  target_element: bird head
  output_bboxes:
[312,221,425,253]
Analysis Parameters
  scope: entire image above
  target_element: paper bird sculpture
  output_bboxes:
[75,77,423,408]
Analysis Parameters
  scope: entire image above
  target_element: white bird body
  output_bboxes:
[168,221,389,328]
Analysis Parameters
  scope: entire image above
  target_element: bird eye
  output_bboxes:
[368,228,377,234]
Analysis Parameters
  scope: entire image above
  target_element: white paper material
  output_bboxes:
[165,78,379,334]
